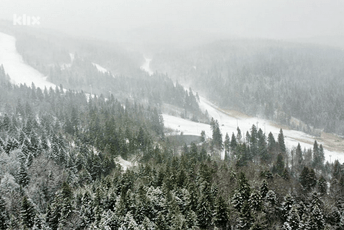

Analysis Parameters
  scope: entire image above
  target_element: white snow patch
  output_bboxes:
[115,156,136,171]
[140,57,153,75]
[0,32,56,89]
[92,63,110,74]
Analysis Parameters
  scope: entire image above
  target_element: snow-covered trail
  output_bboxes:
[0,32,56,89]
[164,95,344,163]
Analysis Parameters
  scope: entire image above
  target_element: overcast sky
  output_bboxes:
[1,0,344,41]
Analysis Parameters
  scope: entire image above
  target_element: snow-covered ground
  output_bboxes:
[140,57,153,75]
[0,32,56,89]
[115,156,136,171]
[137,55,344,163]
[92,62,111,74]
[163,96,344,163]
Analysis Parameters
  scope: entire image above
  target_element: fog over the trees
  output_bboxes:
[1,0,344,46]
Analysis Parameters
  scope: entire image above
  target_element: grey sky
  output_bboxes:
[1,0,343,41]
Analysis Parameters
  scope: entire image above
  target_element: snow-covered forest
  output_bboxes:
[0,1,344,229]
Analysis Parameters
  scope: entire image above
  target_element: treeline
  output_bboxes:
[152,40,344,135]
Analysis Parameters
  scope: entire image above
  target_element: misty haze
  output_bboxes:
[0,1,343,229]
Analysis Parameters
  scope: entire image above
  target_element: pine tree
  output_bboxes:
[318,176,327,196]
[237,127,242,142]
[212,120,223,150]
[232,173,251,211]
[278,129,286,154]
[260,180,269,199]
[213,195,229,229]
[312,140,322,170]
[295,143,303,171]
[196,181,212,229]
[18,163,30,187]
[258,131,269,163]
[249,190,262,212]
[200,130,206,142]
[281,194,294,222]
[21,196,36,228]
[250,124,258,159]
[224,133,230,161]
[231,132,237,150]
[0,195,8,230]
[308,205,325,230]
[299,166,317,192]
[237,201,253,230]
[273,153,285,176]
[267,132,276,153]
[156,211,167,230]
[285,205,300,230]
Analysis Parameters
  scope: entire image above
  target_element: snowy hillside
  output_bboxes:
[163,96,344,163]
[0,32,56,89]
[136,55,344,163]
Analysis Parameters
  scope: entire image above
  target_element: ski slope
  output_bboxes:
[0,32,56,89]
[163,96,344,163]
[138,55,344,163]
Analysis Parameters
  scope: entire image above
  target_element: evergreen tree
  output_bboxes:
[285,205,300,230]
[258,131,269,163]
[260,180,269,199]
[213,195,229,229]
[231,132,237,150]
[237,127,242,142]
[267,132,276,153]
[312,140,323,170]
[273,153,285,176]
[196,181,212,229]
[295,143,303,171]
[232,173,251,211]
[237,201,253,230]
[318,176,327,196]
[224,133,230,161]
[0,196,8,230]
[249,190,262,213]
[281,194,294,222]
[18,163,30,187]
[307,205,325,230]
[299,166,317,192]
[21,196,36,228]
[250,124,258,160]
[200,130,206,142]
[211,120,223,150]
[278,129,286,154]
